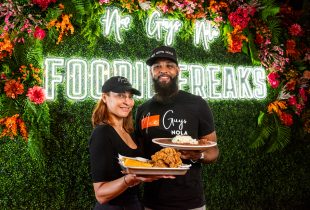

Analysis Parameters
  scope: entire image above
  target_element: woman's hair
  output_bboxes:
[91,94,134,133]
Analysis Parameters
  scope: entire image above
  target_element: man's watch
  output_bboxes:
[200,152,205,160]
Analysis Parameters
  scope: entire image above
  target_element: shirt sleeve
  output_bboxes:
[197,97,215,137]
[89,126,114,182]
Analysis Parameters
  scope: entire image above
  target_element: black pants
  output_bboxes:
[94,198,142,210]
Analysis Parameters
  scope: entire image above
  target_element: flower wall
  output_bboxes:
[0,1,309,154]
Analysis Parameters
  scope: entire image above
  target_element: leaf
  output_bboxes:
[257,111,265,126]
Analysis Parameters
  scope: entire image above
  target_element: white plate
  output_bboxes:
[118,155,191,175]
[152,138,217,150]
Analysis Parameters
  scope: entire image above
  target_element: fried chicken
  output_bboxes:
[151,148,182,168]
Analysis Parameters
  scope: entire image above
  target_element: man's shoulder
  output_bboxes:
[178,90,203,101]
[137,98,154,109]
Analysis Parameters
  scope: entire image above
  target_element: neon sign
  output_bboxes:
[44,57,266,100]
[44,7,267,101]
[100,7,219,50]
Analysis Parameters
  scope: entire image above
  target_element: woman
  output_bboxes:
[89,76,151,210]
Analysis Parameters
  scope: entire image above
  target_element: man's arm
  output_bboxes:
[180,131,219,164]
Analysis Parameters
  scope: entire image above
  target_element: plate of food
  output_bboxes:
[118,148,191,175]
[152,135,217,150]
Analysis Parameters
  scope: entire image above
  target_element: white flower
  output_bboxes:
[139,1,151,11]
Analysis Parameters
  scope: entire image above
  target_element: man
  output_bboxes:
[135,46,219,210]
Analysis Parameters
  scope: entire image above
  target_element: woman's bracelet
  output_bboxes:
[123,175,133,188]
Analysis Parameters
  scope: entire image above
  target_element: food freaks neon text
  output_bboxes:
[44,57,267,100]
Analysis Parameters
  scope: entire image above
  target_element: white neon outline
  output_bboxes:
[44,58,267,100]
[178,64,189,91]
[189,64,207,98]
[146,10,182,46]
[44,58,64,100]
[194,19,220,51]
[207,65,222,99]
[100,7,132,43]
[134,61,145,99]
[90,59,110,100]
[237,66,253,99]
[66,59,88,100]
[222,66,238,99]
[252,67,267,99]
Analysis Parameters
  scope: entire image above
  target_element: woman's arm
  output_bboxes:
[93,174,139,204]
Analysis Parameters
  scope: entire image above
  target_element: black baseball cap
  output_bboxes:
[101,76,141,96]
[146,46,178,66]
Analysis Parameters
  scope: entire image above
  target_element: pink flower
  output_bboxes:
[299,88,307,102]
[288,95,297,106]
[26,86,46,104]
[289,23,303,36]
[267,72,280,88]
[1,72,6,80]
[99,0,110,5]
[33,26,46,40]
[32,0,56,10]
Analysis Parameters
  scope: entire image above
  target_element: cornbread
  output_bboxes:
[123,158,153,167]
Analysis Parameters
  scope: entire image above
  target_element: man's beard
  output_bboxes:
[152,74,178,103]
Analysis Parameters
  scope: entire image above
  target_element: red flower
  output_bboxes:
[32,0,56,10]
[288,96,297,106]
[267,72,280,88]
[33,26,46,40]
[255,33,264,45]
[228,7,251,30]
[289,23,303,36]
[280,112,293,126]
[26,86,45,104]
[285,79,296,91]
[1,72,6,80]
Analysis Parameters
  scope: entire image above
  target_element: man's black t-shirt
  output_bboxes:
[135,90,215,210]
[89,124,142,206]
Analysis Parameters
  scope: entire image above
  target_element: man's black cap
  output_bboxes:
[146,46,178,66]
[101,76,141,96]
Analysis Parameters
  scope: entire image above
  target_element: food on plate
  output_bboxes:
[151,148,182,168]
[123,158,153,167]
[171,135,198,145]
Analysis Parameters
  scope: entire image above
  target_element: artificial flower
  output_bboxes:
[227,27,247,53]
[33,26,46,40]
[267,100,287,115]
[0,31,14,60]
[139,1,151,10]
[285,79,296,91]
[47,14,74,44]
[267,72,280,88]
[32,0,56,10]
[0,114,28,140]
[26,85,45,104]
[4,79,24,99]
[255,33,264,45]
[286,39,299,58]
[288,23,303,36]
[279,112,293,126]
[99,0,110,5]
[228,7,252,30]
[288,95,297,106]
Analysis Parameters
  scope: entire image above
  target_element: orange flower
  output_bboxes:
[227,27,248,53]
[0,31,14,60]
[0,114,27,140]
[47,14,74,44]
[267,100,287,115]
[4,79,24,99]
